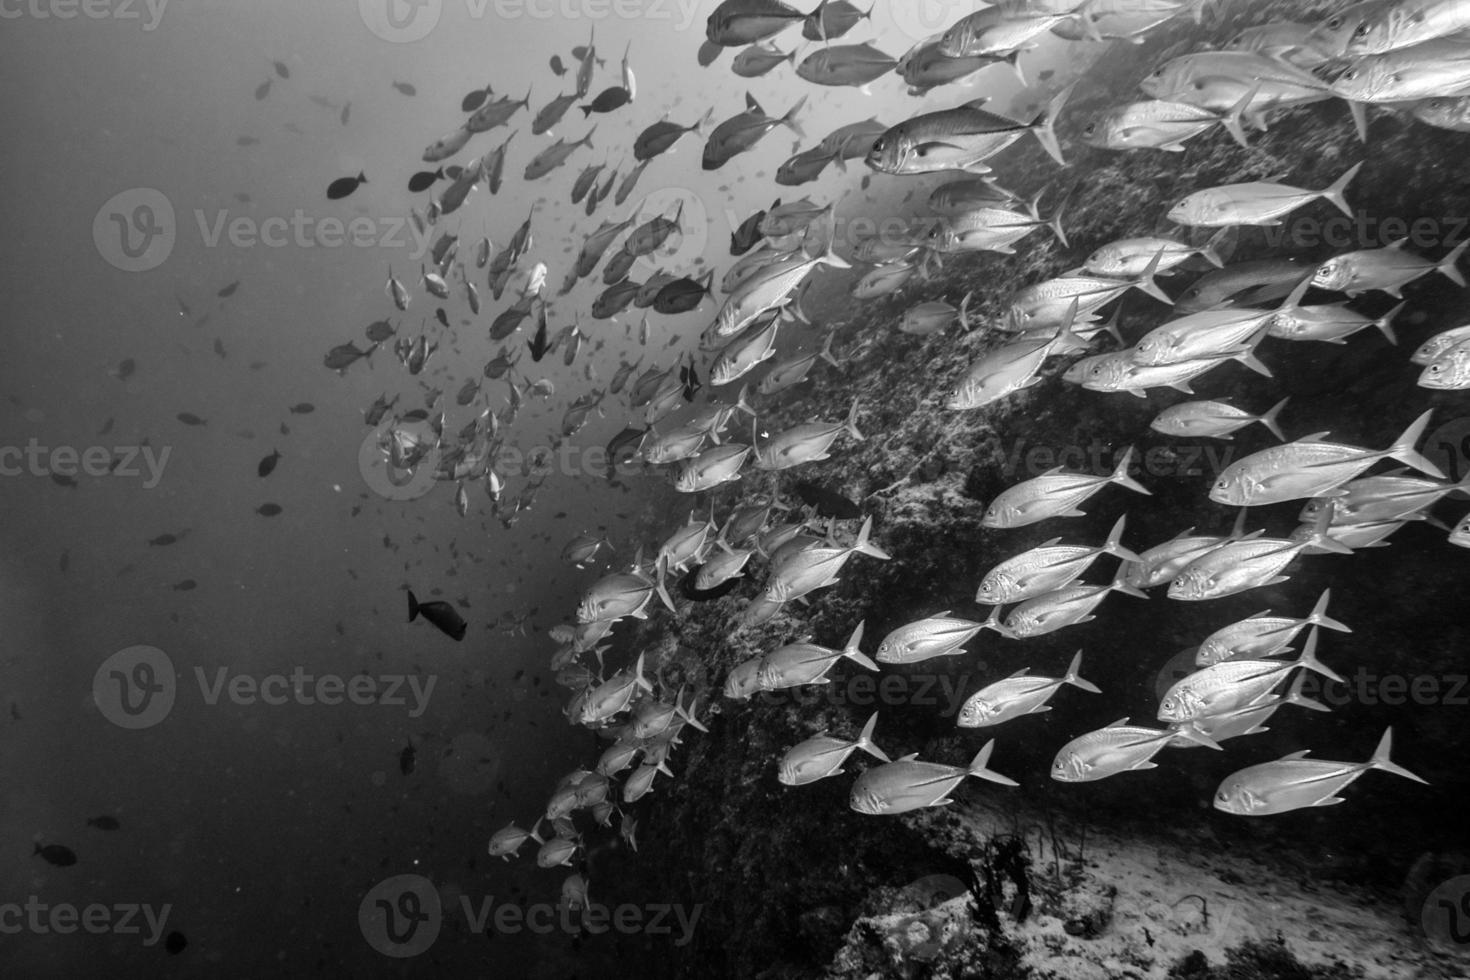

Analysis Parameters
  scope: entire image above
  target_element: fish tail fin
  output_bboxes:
[852,515,890,560]
[1373,302,1404,345]
[1306,588,1351,633]
[1043,191,1070,248]
[581,106,594,118]
[407,589,420,622]
[1131,248,1173,305]
[966,739,1019,786]
[958,291,973,333]
[1109,566,1149,600]
[819,330,840,368]
[1200,227,1231,268]
[1388,409,1445,478]
[982,603,1016,639]
[1368,727,1428,785]
[1028,81,1074,167]
[358,171,368,183]
[841,620,872,668]
[1110,446,1152,496]
[652,555,676,613]
[1101,514,1141,563]
[855,711,889,762]
[781,96,809,138]
[633,651,653,693]
[844,398,863,441]
[1257,396,1289,441]
[1232,346,1274,377]
[529,817,545,844]
[817,212,851,269]
[1219,81,1257,150]
[1320,162,1362,218]
[582,125,598,147]
[1284,673,1331,713]
[1436,239,1469,287]
[1004,48,1027,86]
[1063,650,1102,694]
[1296,626,1344,684]
[734,382,758,418]
[695,106,714,136]
[675,692,709,732]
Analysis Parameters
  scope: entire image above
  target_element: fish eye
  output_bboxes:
[1326,15,1342,29]
[872,137,886,153]
[1082,123,1096,136]
[1353,22,1371,37]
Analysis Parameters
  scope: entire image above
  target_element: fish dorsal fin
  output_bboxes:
[1041,536,1063,547]
[898,752,920,762]
[1106,717,1130,728]
[1282,749,1312,760]
[1007,667,1030,678]
[1299,431,1332,442]
[745,92,764,114]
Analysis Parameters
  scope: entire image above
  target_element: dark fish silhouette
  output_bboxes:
[527,315,550,362]
[582,86,630,116]
[327,172,367,200]
[731,202,774,255]
[177,412,207,426]
[399,742,416,775]
[461,84,493,112]
[173,579,197,591]
[272,59,290,79]
[34,843,77,867]
[256,503,283,517]
[254,78,271,100]
[392,80,416,96]
[408,168,444,192]
[288,402,315,414]
[407,589,468,641]
[258,449,281,478]
[550,55,566,75]
[87,816,121,831]
[793,480,862,519]
[217,281,239,298]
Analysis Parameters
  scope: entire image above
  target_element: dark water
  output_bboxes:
[5,1,1470,978]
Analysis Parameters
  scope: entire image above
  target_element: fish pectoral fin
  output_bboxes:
[913,140,966,156]
[1313,796,1347,807]
[932,797,954,806]
[1130,761,1159,771]
[1027,705,1052,715]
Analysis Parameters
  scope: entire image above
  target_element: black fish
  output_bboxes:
[365,319,396,343]
[408,168,444,192]
[435,307,450,328]
[177,412,207,426]
[256,503,283,517]
[581,86,630,116]
[235,135,259,147]
[730,202,774,255]
[653,271,713,315]
[164,931,187,955]
[254,78,271,100]
[399,742,416,775]
[604,426,645,481]
[87,816,121,831]
[148,532,180,546]
[217,281,239,298]
[527,316,550,362]
[327,172,367,200]
[550,54,566,75]
[793,480,862,519]
[34,842,77,867]
[407,589,468,641]
[340,102,351,125]
[681,566,742,601]
[258,449,281,478]
[173,579,197,591]
[288,402,315,414]
[461,84,492,112]
[392,80,416,96]
[273,59,290,79]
